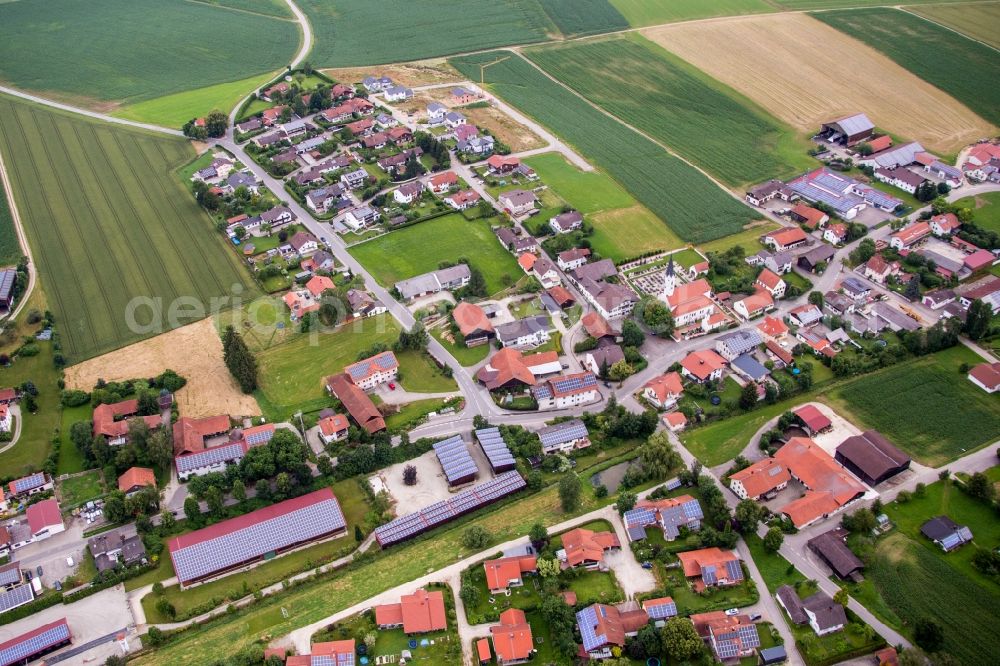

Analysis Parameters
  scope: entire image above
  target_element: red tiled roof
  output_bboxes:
[477,638,491,663]
[891,221,931,246]
[867,135,892,152]
[680,349,727,381]
[484,554,537,591]
[969,362,1000,390]
[173,415,231,455]
[756,268,783,290]
[775,437,866,526]
[791,204,827,227]
[677,547,739,579]
[644,372,683,403]
[93,399,162,439]
[518,253,536,272]
[736,290,774,315]
[487,155,521,169]
[765,227,808,247]
[582,311,615,339]
[429,171,458,187]
[26,498,61,534]
[306,275,335,297]
[546,286,575,307]
[562,528,619,567]
[491,608,534,663]
[794,404,831,433]
[319,414,349,436]
[453,302,494,337]
[0,388,15,402]
[663,412,687,429]
[729,459,790,498]
[375,588,447,634]
[765,339,793,365]
[757,315,788,338]
[476,348,558,390]
[118,467,156,493]
[326,374,385,433]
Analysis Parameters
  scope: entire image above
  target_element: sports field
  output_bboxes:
[113,72,278,129]
[954,191,1000,234]
[0,94,257,362]
[825,346,1000,466]
[814,8,1000,127]
[0,0,298,106]
[299,0,551,67]
[909,2,1000,49]
[451,52,760,243]
[349,214,521,296]
[537,0,629,36]
[609,0,774,27]
[644,13,994,155]
[526,36,815,188]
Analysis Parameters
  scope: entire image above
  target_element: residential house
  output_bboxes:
[26,499,64,541]
[318,413,350,444]
[920,516,973,552]
[729,459,790,500]
[476,348,561,390]
[840,276,871,302]
[361,132,388,150]
[549,211,583,234]
[344,351,399,391]
[715,329,763,361]
[679,349,726,383]
[663,411,688,433]
[87,523,146,572]
[930,213,961,237]
[745,179,792,207]
[340,168,368,190]
[823,290,855,317]
[453,302,495,346]
[443,189,481,210]
[8,472,53,498]
[889,221,931,250]
[487,155,534,177]
[532,372,600,410]
[92,399,162,446]
[536,419,589,454]
[757,315,789,341]
[117,467,155,496]
[450,87,478,105]
[583,340,624,376]
[789,303,822,327]
[530,255,560,288]
[922,288,955,310]
[289,231,319,257]
[498,190,538,217]
[557,247,590,271]
[623,496,703,541]
[427,171,458,195]
[873,166,927,194]
[343,205,379,231]
[755,268,786,298]
[393,180,424,205]
[576,603,650,660]
[559,527,620,569]
[776,586,846,636]
[496,315,551,349]
[282,275,335,319]
[444,112,466,129]
[823,223,848,245]
[457,134,495,155]
[677,548,743,591]
[577,277,638,320]
[384,86,413,102]
[483,555,537,593]
[690,611,761,661]
[489,609,534,666]
[345,289,385,318]
[642,372,684,410]
[495,227,538,255]
[285,640,357,666]
[864,254,899,285]
[261,81,289,100]
[731,354,770,383]
[374,588,447,634]
[362,76,393,92]
[305,184,348,214]
[733,290,775,320]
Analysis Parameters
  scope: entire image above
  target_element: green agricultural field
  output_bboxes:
[0,94,258,362]
[113,72,279,129]
[814,8,1000,126]
[589,206,684,261]
[777,0,972,7]
[198,0,294,18]
[536,0,629,36]
[349,214,521,296]
[0,184,22,267]
[523,153,633,215]
[526,36,815,188]
[0,0,298,106]
[299,0,551,67]
[0,339,62,479]
[451,52,761,243]
[609,0,775,28]
[910,2,1000,49]
[826,346,1000,466]
[955,190,1000,234]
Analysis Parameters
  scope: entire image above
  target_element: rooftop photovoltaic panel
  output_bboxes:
[682,500,704,520]
[433,435,479,484]
[0,584,34,613]
[665,478,682,491]
[175,443,245,474]
[0,563,21,587]
[475,427,515,471]
[537,419,588,447]
[374,472,525,547]
[170,494,346,583]
[623,507,655,529]
[550,373,597,395]
[0,619,70,665]
[725,559,744,581]
[644,599,678,620]
[577,606,607,651]
[702,564,717,586]
[244,428,274,447]
[11,473,45,493]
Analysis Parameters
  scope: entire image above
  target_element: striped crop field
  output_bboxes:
[0,94,257,363]
[450,51,761,244]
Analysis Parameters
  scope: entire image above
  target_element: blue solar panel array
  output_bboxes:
[550,373,597,395]
[0,563,21,587]
[346,351,397,383]
[713,623,760,659]
[474,428,516,472]
[702,564,718,586]
[175,443,246,474]
[433,435,479,485]
[537,419,588,451]
[0,620,70,665]
[170,496,346,583]
[665,478,682,491]
[725,559,744,582]
[311,654,354,666]
[244,428,274,447]
[576,605,607,652]
[0,584,34,613]
[374,472,525,547]
[644,599,678,620]
[12,472,45,494]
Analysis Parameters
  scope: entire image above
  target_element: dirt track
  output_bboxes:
[643,13,995,155]
[64,317,261,417]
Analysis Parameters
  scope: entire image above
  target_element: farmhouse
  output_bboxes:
[489,608,534,665]
[557,247,590,271]
[858,141,926,170]
[679,349,726,383]
[483,554,537,593]
[787,168,901,219]
[453,301,495,346]
[729,459,791,501]
[117,467,155,496]
[532,372,600,410]
[745,179,792,207]
[690,611,761,661]
[498,189,538,217]
[874,166,928,194]
[775,437,866,527]
[536,419,590,454]
[807,528,864,581]
[476,348,561,390]
[835,430,911,485]
[623,495,703,542]
[576,603,650,660]
[175,440,247,480]
[755,268,786,298]
[344,351,398,391]
[790,204,829,229]
[677,547,743,591]
[920,516,973,552]
[642,372,684,410]
[169,488,346,588]
[968,361,1000,393]
[173,415,231,456]
[495,315,551,349]
[326,374,385,434]
[375,588,447,634]
[318,413,350,444]
[889,221,931,250]
[819,113,875,147]
[762,227,808,252]
[549,210,583,234]
[559,527,620,569]
[394,264,471,300]
[92,399,163,446]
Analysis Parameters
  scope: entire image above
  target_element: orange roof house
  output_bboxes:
[679,349,727,383]
[484,554,537,593]
[325,374,385,434]
[577,603,650,655]
[286,640,356,666]
[490,608,534,665]
[582,311,616,339]
[560,528,620,568]
[968,361,1000,393]
[517,253,536,273]
[775,437,866,527]
[677,547,743,591]
[476,348,560,390]
[757,315,789,339]
[791,204,829,229]
[172,415,232,455]
[118,467,156,494]
[374,588,447,634]
[729,459,790,500]
[663,411,687,432]
[93,399,163,443]
[453,302,494,340]
[477,638,492,664]
[764,227,809,251]
[643,372,684,407]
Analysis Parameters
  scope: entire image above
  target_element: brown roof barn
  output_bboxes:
[807,528,863,581]
[835,430,910,486]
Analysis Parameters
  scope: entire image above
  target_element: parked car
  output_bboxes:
[65,557,74,567]
[724,608,739,616]
[54,581,62,591]
[749,612,762,621]
[641,562,653,570]
[36,566,43,577]
[388,382,396,390]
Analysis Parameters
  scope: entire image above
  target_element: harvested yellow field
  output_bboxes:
[643,13,995,155]
[65,317,260,418]
[457,105,544,152]
[322,59,461,88]
[908,3,1000,50]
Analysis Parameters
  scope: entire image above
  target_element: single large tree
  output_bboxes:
[660,618,704,662]
[964,298,991,341]
[558,473,581,512]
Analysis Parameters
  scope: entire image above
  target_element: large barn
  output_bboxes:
[835,430,910,486]
[819,113,875,147]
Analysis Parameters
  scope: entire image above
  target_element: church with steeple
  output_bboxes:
[659,254,727,336]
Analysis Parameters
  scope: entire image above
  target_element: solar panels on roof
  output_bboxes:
[433,435,479,484]
[175,443,245,474]
[0,619,69,665]
[169,491,346,584]
[725,559,744,581]
[644,599,678,620]
[536,419,588,448]
[576,605,606,651]
[0,563,21,588]
[11,472,45,494]
[0,584,33,613]
[374,472,525,547]
[244,427,274,447]
[702,564,717,586]
[474,428,516,472]
[665,478,682,491]
[550,373,597,395]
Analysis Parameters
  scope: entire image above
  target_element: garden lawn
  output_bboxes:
[0,0,297,105]
[814,8,1000,126]
[349,214,521,296]
[699,221,776,255]
[526,36,815,188]
[0,341,63,478]
[299,0,551,67]
[431,328,490,367]
[450,52,761,244]
[825,345,1000,466]
[565,570,623,606]
[0,94,258,362]
[681,400,793,467]
[113,72,279,129]
[955,190,1000,234]
[396,351,458,393]
[610,0,775,26]
[461,563,544,624]
[589,206,684,262]
[523,153,633,215]
[384,398,451,432]
[58,404,93,475]
[58,471,104,508]
[537,0,629,36]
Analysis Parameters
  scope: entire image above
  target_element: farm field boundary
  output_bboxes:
[450,51,761,244]
[642,13,994,156]
[906,2,1000,50]
[0,93,257,363]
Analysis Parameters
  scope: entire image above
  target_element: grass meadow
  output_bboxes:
[0,0,297,106]
[826,345,1000,466]
[609,0,775,27]
[0,183,23,266]
[113,72,279,129]
[955,191,1000,234]
[909,2,1000,49]
[450,52,761,244]
[814,8,1000,126]
[0,94,258,363]
[0,339,62,479]
[299,0,551,67]
[526,36,815,188]
[536,0,629,36]
[349,214,521,295]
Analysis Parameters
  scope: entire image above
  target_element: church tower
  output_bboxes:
[663,254,676,300]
